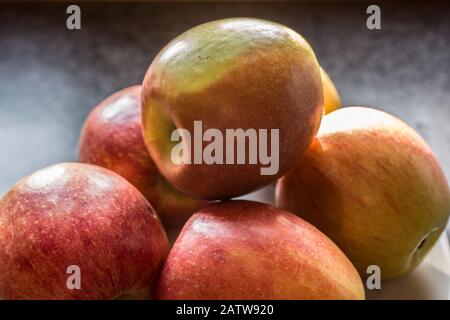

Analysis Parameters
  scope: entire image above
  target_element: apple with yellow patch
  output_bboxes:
[320,67,341,114]
[141,18,324,200]
[276,107,450,279]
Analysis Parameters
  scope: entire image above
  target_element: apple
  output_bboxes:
[276,107,450,279]
[78,85,209,240]
[320,67,341,114]
[0,163,169,299]
[141,18,323,200]
[157,200,365,300]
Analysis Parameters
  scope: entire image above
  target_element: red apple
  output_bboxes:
[0,163,169,299]
[157,200,365,300]
[141,18,323,200]
[78,86,209,240]
[276,107,450,279]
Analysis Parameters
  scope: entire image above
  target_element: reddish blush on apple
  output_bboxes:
[157,200,365,300]
[78,86,209,240]
[0,163,169,299]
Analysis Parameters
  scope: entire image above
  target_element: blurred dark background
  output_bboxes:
[0,2,449,223]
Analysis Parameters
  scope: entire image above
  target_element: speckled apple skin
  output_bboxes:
[78,86,209,239]
[276,107,450,279]
[0,163,169,299]
[141,18,324,200]
[157,200,364,300]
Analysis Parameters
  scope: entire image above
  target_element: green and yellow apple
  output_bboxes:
[276,107,450,279]
[141,18,324,200]
[157,200,365,300]
[78,86,209,239]
[0,163,169,299]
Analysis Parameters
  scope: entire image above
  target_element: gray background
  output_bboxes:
[0,2,449,232]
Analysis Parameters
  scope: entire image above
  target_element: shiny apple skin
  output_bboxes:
[157,200,365,300]
[0,163,169,299]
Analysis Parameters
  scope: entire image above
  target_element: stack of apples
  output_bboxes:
[0,18,449,300]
